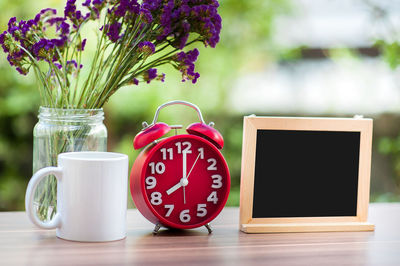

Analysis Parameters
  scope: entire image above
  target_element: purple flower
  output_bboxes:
[7,54,15,66]
[40,8,57,15]
[148,68,157,78]
[0,0,220,84]
[180,4,191,17]
[16,67,28,75]
[66,60,83,71]
[78,39,87,51]
[159,73,165,82]
[159,0,174,29]
[90,8,100,19]
[156,0,219,48]
[82,0,104,19]
[191,3,221,48]
[52,36,68,48]
[142,0,162,11]
[35,8,57,23]
[138,41,155,55]
[48,17,65,26]
[34,14,41,24]
[83,0,91,7]
[105,22,122,42]
[0,31,5,45]
[140,8,153,24]
[32,39,55,60]
[113,0,129,17]
[60,21,70,35]
[75,10,82,20]
[91,0,104,16]
[67,60,78,68]
[187,48,199,62]
[64,0,77,18]
[7,17,20,39]
[175,48,200,83]
[1,31,10,53]
[19,19,37,35]
[8,17,17,30]
[54,62,62,69]
[144,68,158,83]
[112,0,139,17]
[153,0,222,49]
[178,33,189,50]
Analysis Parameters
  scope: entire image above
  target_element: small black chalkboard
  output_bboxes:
[239,116,374,233]
[252,130,360,218]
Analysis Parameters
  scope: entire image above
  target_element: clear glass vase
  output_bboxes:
[33,107,107,221]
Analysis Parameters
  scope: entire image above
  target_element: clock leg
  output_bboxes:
[153,223,162,235]
[205,223,213,234]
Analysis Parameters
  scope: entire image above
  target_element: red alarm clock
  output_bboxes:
[130,101,230,234]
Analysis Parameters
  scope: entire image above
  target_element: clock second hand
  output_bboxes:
[166,152,202,196]
[186,152,201,180]
[182,152,201,204]
[183,186,186,204]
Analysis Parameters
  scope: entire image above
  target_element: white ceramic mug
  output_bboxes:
[25,151,129,242]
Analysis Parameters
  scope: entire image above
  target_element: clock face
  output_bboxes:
[141,134,230,229]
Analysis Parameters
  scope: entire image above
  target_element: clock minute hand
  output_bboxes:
[182,151,187,180]
[182,151,188,204]
[166,152,201,196]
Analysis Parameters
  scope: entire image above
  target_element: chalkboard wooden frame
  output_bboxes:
[239,116,374,233]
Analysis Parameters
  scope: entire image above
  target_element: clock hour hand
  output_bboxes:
[166,182,181,195]
[166,178,188,195]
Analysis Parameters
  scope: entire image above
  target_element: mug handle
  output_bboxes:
[25,167,63,229]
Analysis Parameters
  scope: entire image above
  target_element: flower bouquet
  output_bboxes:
[0,0,221,220]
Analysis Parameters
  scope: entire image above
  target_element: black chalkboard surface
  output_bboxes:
[252,130,360,218]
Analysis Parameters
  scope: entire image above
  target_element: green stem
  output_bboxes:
[78,15,110,107]
[16,44,54,106]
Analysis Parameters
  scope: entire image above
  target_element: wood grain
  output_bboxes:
[0,203,400,266]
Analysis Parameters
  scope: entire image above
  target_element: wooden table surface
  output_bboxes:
[1,203,400,266]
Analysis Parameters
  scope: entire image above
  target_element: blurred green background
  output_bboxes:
[1,0,400,211]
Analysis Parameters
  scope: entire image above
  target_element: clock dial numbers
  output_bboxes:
[207,158,217,171]
[144,136,229,227]
[207,191,218,204]
[198,148,204,159]
[211,174,223,189]
[180,209,191,223]
[164,204,174,217]
[176,141,192,154]
[197,204,207,217]
[145,176,157,189]
[149,162,165,174]
[160,148,173,160]
[150,192,162,205]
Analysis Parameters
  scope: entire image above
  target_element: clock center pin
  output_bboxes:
[180,178,189,187]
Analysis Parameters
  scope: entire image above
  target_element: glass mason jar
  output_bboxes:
[33,107,107,221]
